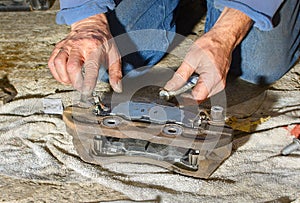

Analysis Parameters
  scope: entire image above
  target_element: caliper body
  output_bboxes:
[63,88,232,178]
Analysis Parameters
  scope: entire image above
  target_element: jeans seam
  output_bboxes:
[161,0,170,48]
[125,0,160,31]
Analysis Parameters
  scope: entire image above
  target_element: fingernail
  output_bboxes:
[112,80,122,93]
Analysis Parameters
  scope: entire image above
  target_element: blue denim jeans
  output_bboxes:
[205,0,300,84]
[105,0,300,85]
[100,0,179,80]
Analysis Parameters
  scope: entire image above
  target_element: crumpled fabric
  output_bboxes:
[0,87,299,202]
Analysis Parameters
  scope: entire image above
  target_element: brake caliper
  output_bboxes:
[63,93,232,178]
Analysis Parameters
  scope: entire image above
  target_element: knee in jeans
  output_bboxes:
[240,58,293,85]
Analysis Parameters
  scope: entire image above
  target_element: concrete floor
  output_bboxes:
[0,1,299,202]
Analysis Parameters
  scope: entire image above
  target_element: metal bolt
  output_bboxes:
[93,136,103,154]
[281,138,300,156]
[210,106,224,121]
[162,124,183,137]
[102,116,122,128]
[159,75,199,101]
[188,150,200,166]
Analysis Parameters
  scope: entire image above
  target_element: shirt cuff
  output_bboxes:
[56,0,116,25]
[214,0,284,31]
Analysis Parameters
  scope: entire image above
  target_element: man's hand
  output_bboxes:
[164,7,253,103]
[48,13,122,96]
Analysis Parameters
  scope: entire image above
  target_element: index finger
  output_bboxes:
[164,61,195,91]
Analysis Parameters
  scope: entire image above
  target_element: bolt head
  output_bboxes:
[159,89,170,101]
[210,106,224,121]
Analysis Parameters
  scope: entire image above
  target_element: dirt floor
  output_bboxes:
[0,1,300,202]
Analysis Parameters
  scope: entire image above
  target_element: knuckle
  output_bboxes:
[84,61,99,71]
[175,71,188,81]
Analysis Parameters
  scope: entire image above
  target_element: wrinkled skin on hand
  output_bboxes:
[48,13,122,96]
[164,33,231,103]
[164,7,253,103]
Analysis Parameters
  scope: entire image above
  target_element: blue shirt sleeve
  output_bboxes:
[214,0,284,31]
[56,0,116,25]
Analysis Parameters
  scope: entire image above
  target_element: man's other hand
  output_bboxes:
[48,13,122,96]
[164,7,252,103]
